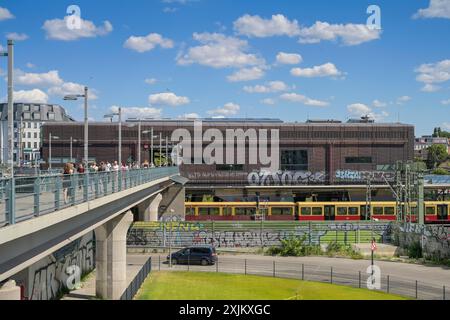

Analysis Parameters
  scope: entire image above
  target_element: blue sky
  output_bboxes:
[0,0,449,135]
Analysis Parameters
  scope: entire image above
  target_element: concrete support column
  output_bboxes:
[0,280,21,300]
[95,211,133,300]
[145,193,163,222]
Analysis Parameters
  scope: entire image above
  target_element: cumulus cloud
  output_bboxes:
[6,32,28,41]
[261,98,276,105]
[415,59,450,92]
[441,99,450,105]
[298,21,381,46]
[347,103,389,121]
[48,82,98,100]
[145,78,157,85]
[148,92,190,107]
[111,106,162,119]
[15,70,63,87]
[0,7,14,21]
[207,102,240,116]
[234,14,301,38]
[227,67,265,82]
[276,52,302,65]
[396,96,412,104]
[280,93,329,107]
[244,81,290,93]
[4,89,49,104]
[178,113,200,119]
[42,17,113,41]
[124,33,174,53]
[291,63,343,78]
[372,99,387,107]
[413,0,450,19]
[177,32,265,69]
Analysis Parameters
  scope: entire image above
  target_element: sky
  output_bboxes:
[0,0,449,136]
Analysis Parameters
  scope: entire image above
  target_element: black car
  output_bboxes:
[167,245,217,266]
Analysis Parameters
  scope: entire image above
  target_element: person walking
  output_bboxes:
[63,163,74,205]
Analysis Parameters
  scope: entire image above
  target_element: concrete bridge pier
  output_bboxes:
[95,211,134,300]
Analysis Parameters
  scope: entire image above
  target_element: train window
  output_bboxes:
[337,207,347,215]
[384,207,395,215]
[426,207,435,215]
[411,207,418,215]
[272,207,292,215]
[348,207,359,215]
[185,207,195,216]
[373,207,383,215]
[312,207,322,216]
[223,207,232,216]
[199,207,220,216]
[235,207,256,216]
[300,207,311,216]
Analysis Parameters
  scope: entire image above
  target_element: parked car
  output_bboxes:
[167,245,217,266]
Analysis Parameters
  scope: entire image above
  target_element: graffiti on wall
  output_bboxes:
[27,233,95,300]
[248,170,327,186]
[335,170,395,182]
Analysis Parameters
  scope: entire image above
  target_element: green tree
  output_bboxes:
[427,144,448,169]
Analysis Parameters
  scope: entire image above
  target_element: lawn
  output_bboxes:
[135,272,406,300]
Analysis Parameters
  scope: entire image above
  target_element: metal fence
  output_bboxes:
[149,256,447,300]
[0,166,179,227]
[128,221,391,248]
[120,257,152,300]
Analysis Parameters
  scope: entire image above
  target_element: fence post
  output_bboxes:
[6,178,15,225]
[302,264,304,281]
[308,221,312,245]
[216,258,219,273]
[245,259,247,275]
[273,261,275,277]
[387,275,390,293]
[83,173,88,202]
[415,280,418,299]
[33,177,40,217]
[444,286,446,301]
[359,271,361,288]
[330,267,333,284]
[158,255,161,271]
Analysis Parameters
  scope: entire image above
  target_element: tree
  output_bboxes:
[426,144,448,169]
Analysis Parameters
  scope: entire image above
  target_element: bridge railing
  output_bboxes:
[0,166,179,227]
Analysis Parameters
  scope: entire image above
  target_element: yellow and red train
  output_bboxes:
[185,201,450,223]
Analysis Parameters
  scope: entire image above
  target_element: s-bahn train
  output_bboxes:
[185,201,450,223]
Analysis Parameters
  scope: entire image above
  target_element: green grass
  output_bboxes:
[135,272,407,300]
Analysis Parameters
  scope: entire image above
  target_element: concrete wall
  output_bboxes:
[11,232,95,300]
[159,186,185,220]
[391,223,450,260]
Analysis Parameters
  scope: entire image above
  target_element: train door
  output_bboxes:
[437,204,448,221]
[360,205,370,221]
[324,205,335,221]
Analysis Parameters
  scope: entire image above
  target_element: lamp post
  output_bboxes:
[159,133,162,167]
[64,87,89,166]
[49,134,59,170]
[1,40,14,176]
[70,137,78,163]
[104,108,122,167]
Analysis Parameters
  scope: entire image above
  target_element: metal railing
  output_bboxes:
[150,256,447,300]
[120,257,152,300]
[0,167,179,227]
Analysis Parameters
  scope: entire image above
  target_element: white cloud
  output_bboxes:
[441,99,450,105]
[6,32,28,41]
[347,103,389,121]
[0,7,14,21]
[298,21,381,46]
[443,122,450,130]
[227,67,265,82]
[291,63,342,78]
[145,78,157,85]
[415,59,450,92]
[42,17,113,41]
[16,70,63,87]
[7,89,49,104]
[178,113,200,119]
[177,32,265,69]
[163,7,178,13]
[244,81,290,93]
[280,93,329,107]
[148,92,190,107]
[421,83,441,92]
[26,62,35,69]
[276,52,302,65]
[124,33,174,53]
[207,102,240,116]
[396,96,412,104]
[111,106,162,119]
[48,82,98,100]
[261,98,276,105]
[413,0,450,19]
[372,99,387,107]
[234,14,300,38]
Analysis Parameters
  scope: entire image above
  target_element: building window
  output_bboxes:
[32,105,40,112]
[23,112,31,120]
[34,132,38,139]
[281,150,308,171]
[34,122,38,129]
[27,142,31,149]
[23,105,30,111]
[27,132,31,139]
[33,112,41,120]
[28,122,31,128]
[345,157,372,164]
[48,112,55,120]
[34,142,38,149]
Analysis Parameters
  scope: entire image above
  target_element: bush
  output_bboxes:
[326,241,364,259]
[266,236,321,257]
[408,241,422,259]
[432,168,449,175]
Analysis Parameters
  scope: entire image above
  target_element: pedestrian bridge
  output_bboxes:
[0,166,185,299]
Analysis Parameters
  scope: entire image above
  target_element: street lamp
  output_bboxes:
[1,40,14,176]
[64,86,89,166]
[49,134,60,170]
[104,108,122,167]
[70,137,78,163]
